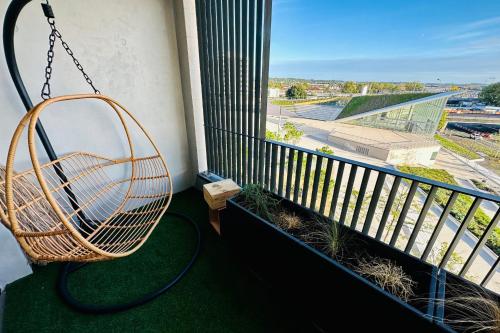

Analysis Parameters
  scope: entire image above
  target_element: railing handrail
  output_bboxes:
[196,0,499,292]
[267,138,500,203]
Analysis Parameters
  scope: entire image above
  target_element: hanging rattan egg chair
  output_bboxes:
[0,94,172,263]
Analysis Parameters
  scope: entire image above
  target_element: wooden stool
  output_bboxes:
[203,179,240,235]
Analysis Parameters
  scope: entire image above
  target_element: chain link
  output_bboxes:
[41,12,100,100]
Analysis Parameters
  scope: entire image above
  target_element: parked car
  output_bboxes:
[470,132,482,140]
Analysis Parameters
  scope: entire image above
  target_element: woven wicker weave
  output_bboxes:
[0,94,172,262]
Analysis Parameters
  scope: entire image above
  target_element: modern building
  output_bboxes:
[329,92,460,165]
[268,87,282,98]
[328,123,442,166]
[337,91,459,135]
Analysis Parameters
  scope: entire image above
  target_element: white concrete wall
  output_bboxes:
[328,135,390,161]
[174,0,207,177]
[0,0,195,287]
[329,134,441,166]
[388,146,441,166]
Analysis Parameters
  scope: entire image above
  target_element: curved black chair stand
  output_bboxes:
[3,0,201,314]
[57,212,201,314]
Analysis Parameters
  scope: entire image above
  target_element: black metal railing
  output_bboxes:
[270,138,499,290]
[195,0,500,292]
[206,128,500,291]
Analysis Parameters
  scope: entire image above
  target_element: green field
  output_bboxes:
[398,166,500,256]
[270,99,301,106]
[471,179,496,194]
[434,135,481,160]
[270,96,346,107]
[458,139,499,159]
[337,93,435,120]
[398,166,457,186]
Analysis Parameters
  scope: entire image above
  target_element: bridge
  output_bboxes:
[447,112,500,125]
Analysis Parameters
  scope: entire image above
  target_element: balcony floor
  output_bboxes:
[2,188,309,332]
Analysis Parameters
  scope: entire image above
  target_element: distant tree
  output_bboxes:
[479,82,500,106]
[413,82,425,91]
[265,130,283,141]
[268,80,283,89]
[434,242,464,273]
[316,146,334,155]
[297,82,309,91]
[266,122,303,144]
[342,81,359,94]
[383,186,410,243]
[283,121,304,144]
[386,83,398,92]
[450,85,461,91]
[403,81,425,91]
[286,84,307,99]
[437,111,448,131]
[369,82,384,93]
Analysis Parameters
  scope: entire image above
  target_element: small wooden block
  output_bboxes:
[203,179,241,210]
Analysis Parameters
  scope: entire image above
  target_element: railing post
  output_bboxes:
[390,181,419,247]
[439,198,482,269]
[363,172,386,235]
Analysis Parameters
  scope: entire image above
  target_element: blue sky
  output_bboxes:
[270,0,500,83]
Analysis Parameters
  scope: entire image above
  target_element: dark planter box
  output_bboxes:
[220,195,445,332]
[435,270,500,333]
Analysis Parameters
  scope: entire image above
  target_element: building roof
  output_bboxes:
[328,123,439,150]
[336,91,460,122]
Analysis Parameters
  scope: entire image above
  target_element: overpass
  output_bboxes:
[447,112,500,125]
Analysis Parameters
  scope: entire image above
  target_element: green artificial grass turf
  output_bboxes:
[2,188,309,332]
[337,93,435,120]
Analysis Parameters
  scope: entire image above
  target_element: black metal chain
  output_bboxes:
[41,1,100,100]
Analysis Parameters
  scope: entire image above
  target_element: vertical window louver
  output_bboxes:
[196,0,272,185]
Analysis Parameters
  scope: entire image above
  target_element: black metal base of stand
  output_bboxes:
[57,211,201,314]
